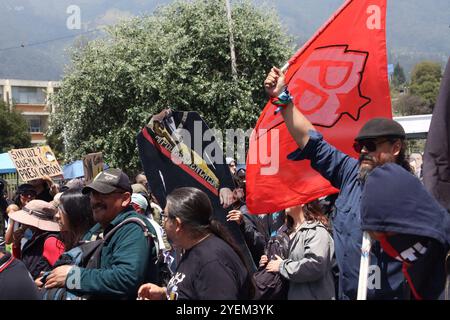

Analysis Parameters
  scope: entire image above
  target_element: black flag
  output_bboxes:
[423,57,450,212]
[137,110,255,269]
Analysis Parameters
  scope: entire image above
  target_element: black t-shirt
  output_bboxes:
[0,252,42,300]
[166,234,250,300]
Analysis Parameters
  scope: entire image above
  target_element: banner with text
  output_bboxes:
[8,146,63,181]
[83,152,104,184]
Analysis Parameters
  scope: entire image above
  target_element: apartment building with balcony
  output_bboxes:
[0,79,60,144]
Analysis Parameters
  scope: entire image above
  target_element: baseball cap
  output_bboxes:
[355,118,406,141]
[17,184,37,196]
[82,168,132,194]
[226,157,235,165]
[131,183,149,197]
[131,193,149,211]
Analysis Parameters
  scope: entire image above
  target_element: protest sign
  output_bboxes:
[8,146,62,181]
[83,152,104,184]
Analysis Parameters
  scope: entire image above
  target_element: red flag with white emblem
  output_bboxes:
[246,0,391,214]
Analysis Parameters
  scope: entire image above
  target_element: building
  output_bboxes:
[0,79,60,145]
[393,114,432,139]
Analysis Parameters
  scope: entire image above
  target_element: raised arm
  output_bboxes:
[264,67,314,149]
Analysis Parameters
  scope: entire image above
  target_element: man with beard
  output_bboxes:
[264,67,413,300]
[44,168,158,299]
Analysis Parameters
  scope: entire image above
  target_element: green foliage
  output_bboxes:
[392,62,406,88]
[48,0,293,174]
[392,93,431,116]
[409,61,442,107]
[0,101,31,153]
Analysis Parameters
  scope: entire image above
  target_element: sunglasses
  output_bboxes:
[353,139,391,153]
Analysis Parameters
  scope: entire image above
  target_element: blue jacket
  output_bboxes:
[288,130,405,300]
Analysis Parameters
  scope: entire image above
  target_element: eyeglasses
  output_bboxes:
[21,192,36,198]
[353,139,391,153]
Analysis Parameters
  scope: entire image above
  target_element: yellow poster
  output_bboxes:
[8,146,63,181]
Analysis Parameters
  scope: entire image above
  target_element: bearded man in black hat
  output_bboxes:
[264,67,413,300]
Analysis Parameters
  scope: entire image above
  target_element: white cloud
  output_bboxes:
[94,8,134,26]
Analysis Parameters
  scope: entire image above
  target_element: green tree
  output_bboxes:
[392,62,406,88]
[0,101,31,153]
[392,93,431,116]
[409,61,442,107]
[48,0,293,173]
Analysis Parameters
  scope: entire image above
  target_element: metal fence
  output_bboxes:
[0,172,22,200]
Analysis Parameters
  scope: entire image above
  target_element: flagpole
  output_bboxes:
[357,231,372,300]
[225,0,237,79]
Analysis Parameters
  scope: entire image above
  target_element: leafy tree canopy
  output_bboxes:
[392,93,431,116]
[0,101,31,153]
[409,61,442,107]
[48,0,292,173]
[392,62,406,88]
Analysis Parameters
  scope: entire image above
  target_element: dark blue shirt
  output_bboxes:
[288,130,406,300]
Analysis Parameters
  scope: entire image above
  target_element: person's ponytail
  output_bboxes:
[209,219,255,299]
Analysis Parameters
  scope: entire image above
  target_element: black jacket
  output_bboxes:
[0,252,42,300]
[21,231,60,279]
[361,163,450,299]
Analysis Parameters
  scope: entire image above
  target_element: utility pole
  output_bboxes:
[225,0,237,79]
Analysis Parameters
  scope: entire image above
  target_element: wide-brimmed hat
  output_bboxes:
[8,200,60,232]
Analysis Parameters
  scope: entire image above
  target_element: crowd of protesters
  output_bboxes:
[0,68,449,300]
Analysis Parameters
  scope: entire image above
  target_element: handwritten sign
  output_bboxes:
[8,146,63,181]
[83,152,104,184]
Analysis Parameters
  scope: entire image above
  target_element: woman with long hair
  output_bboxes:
[261,200,335,300]
[54,189,95,251]
[138,187,254,300]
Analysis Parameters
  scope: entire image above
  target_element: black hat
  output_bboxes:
[82,168,132,194]
[355,118,405,141]
[17,183,37,195]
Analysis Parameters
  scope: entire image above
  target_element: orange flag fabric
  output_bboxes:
[246,0,392,214]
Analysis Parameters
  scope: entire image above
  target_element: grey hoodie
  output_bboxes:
[279,220,335,300]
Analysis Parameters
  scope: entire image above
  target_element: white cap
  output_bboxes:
[131,193,148,211]
[226,157,235,165]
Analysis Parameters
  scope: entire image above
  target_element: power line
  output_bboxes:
[0,28,102,52]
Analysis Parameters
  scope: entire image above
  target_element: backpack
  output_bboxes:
[42,217,160,300]
[253,231,290,300]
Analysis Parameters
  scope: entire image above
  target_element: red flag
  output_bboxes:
[246,0,392,214]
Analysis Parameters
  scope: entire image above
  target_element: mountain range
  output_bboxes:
[0,0,449,80]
